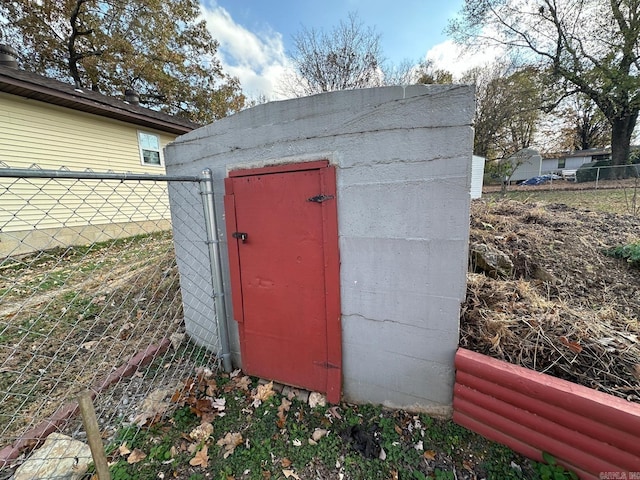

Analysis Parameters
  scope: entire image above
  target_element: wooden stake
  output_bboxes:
[78,391,111,480]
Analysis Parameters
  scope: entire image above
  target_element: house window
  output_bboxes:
[138,131,162,166]
[558,158,566,168]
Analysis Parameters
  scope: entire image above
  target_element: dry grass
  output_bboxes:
[0,232,186,443]
[463,197,640,402]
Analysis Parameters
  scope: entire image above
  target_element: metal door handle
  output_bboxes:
[232,232,248,242]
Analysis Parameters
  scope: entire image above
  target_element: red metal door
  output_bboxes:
[224,161,341,403]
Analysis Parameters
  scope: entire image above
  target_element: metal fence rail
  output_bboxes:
[0,165,222,478]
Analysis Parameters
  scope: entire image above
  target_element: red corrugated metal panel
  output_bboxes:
[453,348,640,478]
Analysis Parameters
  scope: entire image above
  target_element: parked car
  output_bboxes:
[519,174,562,186]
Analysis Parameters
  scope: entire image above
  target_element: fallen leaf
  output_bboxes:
[389,470,399,480]
[169,446,177,458]
[235,376,251,391]
[169,332,185,350]
[205,379,217,397]
[277,398,292,428]
[414,440,423,451]
[252,382,275,408]
[118,443,131,456]
[119,321,135,339]
[217,432,243,458]
[423,450,436,461]
[559,336,583,353]
[328,406,342,419]
[394,425,402,435]
[189,445,209,467]
[379,447,386,461]
[189,422,213,443]
[133,387,174,426]
[281,458,292,468]
[212,397,226,412]
[81,340,98,350]
[632,364,640,381]
[308,392,326,408]
[230,369,241,378]
[127,448,147,464]
[292,439,302,447]
[311,428,328,442]
[463,460,473,472]
[282,469,300,479]
[187,443,199,454]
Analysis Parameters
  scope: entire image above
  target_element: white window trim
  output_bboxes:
[137,130,164,167]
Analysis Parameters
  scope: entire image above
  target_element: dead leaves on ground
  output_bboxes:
[170,367,227,422]
[217,432,243,458]
[133,386,177,427]
[131,367,336,474]
[251,381,275,408]
[189,445,209,467]
[126,448,147,464]
[559,336,583,354]
[189,422,213,443]
[277,397,292,428]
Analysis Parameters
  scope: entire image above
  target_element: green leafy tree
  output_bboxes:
[463,63,543,161]
[413,59,453,85]
[0,0,245,124]
[449,0,640,177]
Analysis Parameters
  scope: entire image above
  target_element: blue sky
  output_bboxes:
[199,1,502,101]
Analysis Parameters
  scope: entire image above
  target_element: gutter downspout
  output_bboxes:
[200,168,232,372]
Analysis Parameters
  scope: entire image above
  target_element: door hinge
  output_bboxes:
[313,360,340,369]
[308,194,335,203]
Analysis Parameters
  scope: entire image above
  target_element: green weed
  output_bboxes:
[532,452,578,480]
[604,242,640,268]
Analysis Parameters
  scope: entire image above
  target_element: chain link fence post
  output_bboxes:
[198,169,232,372]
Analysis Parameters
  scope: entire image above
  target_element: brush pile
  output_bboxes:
[461,200,640,402]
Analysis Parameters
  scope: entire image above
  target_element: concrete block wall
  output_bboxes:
[164,85,475,414]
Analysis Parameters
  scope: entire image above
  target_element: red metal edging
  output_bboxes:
[453,348,640,479]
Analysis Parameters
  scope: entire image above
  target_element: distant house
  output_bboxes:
[0,47,199,256]
[542,147,612,173]
[502,148,542,183]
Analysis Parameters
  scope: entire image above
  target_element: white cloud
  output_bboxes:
[199,4,294,101]
[425,39,505,79]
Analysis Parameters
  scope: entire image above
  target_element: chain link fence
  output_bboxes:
[485,163,640,217]
[0,165,222,478]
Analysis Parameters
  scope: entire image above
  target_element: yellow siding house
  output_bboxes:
[0,53,199,256]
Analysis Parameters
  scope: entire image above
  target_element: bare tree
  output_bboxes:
[566,96,612,151]
[283,12,384,96]
[449,0,640,177]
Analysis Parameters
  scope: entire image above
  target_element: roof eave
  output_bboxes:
[0,76,197,135]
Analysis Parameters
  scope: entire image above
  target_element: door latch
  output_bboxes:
[307,194,334,203]
[232,232,248,242]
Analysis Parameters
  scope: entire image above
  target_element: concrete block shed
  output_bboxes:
[164,85,475,415]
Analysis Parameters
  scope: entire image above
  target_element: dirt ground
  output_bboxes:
[462,199,640,402]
